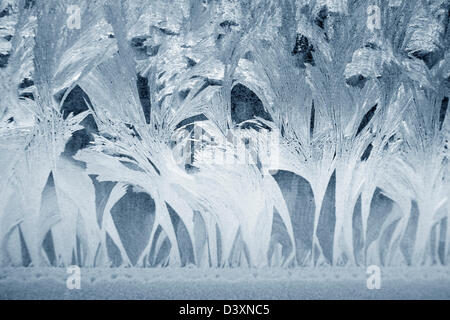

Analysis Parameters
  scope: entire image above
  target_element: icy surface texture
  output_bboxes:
[0,0,449,268]
[2,267,450,299]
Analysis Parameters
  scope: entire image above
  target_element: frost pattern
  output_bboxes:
[0,0,449,268]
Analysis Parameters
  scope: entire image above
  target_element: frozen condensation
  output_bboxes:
[0,0,449,270]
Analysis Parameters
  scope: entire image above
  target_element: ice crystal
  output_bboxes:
[0,0,449,268]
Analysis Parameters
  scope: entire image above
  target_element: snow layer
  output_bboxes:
[1,267,450,299]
